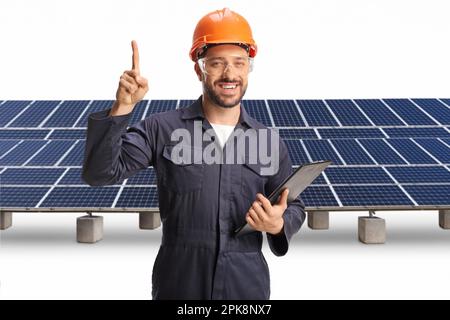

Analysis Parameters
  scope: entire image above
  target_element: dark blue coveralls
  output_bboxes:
[82,96,305,299]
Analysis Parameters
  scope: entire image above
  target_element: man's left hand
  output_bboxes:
[246,189,289,235]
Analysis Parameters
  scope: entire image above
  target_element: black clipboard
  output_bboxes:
[234,160,332,237]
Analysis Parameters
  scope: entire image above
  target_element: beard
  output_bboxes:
[203,77,248,109]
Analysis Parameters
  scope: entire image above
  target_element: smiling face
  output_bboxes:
[195,44,250,109]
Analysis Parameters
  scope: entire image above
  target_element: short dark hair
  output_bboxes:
[197,43,250,60]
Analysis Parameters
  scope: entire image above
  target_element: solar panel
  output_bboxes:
[1,98,449,212]
[302,140,344,165]
[296,100,338,126]
[0,101,33,126]
[325,99,372,126]
[26,140,75,166]
[335,185,413,206]
[383,99,437,125]
[385,139,438,164]
[42,100,90,127]
[40,186,119,207]
[353,99,405,126]
[242,100,272,127]
[386,166,450,183]
[115,187,159,208]
[404,185,450,206]
[411,99,450,125]
[330,139,376,165]
[414,139,450,163]
[48,129,86,140]
[268,100,305,127]
[1,187,50,207]
[8,101,61,127]
[75,100,115,127]
[0,129,50,139]
[277,129,317,140]
[384,127,449,138]
[358,139,407,165]
[319,128,384,139]
[325,167,394,184]
[1,168,65,185]
[0,140,47,166]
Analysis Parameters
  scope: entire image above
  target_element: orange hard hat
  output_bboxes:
[189,8,257,61]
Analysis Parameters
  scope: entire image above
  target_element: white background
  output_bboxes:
[1,0,450,300]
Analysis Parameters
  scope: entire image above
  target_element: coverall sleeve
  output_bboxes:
[265,139,306,256]
[82,109,157,186]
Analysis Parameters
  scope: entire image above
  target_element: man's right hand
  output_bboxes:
[110,40,149,116]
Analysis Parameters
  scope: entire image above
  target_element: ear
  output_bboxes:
[194,63,203,82]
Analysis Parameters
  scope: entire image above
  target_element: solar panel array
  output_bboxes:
[1,98,449,211]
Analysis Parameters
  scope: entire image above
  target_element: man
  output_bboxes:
[82,8,305,300]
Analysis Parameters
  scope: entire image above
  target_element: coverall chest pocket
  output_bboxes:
[241,163,270,202]
[161,144,204,194]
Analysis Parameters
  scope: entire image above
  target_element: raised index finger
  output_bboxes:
[131,40,140,73]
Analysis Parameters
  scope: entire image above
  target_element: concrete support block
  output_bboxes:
[307,211,329,230]
[77,215,103,243]
[358,216,386,244]
[439,210,450,229]
[0,212,12,230]
[139,212,161,230]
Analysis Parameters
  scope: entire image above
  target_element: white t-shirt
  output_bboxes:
[210,123,235,149]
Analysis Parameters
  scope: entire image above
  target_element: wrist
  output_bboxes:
[110,101,135,116]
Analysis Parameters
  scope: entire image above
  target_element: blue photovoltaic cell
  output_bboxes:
[296,100,337,127]
[128,100,147,125]
[277,129,317,140]
[330,139,375,165]
[0,140,19,155]
[385,139,438,164]
[404,185,450,205]
[326,100,372,126]
[359,139,407,164]
[145,100,177,115]
[301,186,340,207]
[414,139,450,163]
[48,129,86,140]
[0,101,32,126]
[242,100,272,127]
[411,99,450,125]
[58,168,86,185]
[126,167,157,185]
[284,140,310,165]
[59,141,85,166]
[319,128,384,139]
[383,99,436,125]
[303,140,343,165]
[9,101,61,127]
[178,100,196,109]
[42,100,90,127]
[0,187,50,207]
[384,127,449,138]
[440,99,450,107]
[75,100,114,127]
[335,185,413,206]
[0,129,50,139]
[387,166,450,183]
[353,99,404,126]
[1,168,65,185]
[311,173,327,185]
[27,140,75,166]
[40,186,119,207]
[116,187,159,208]
[0,140,47,166]
[268,100,304,127]
[325,167,394,184]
